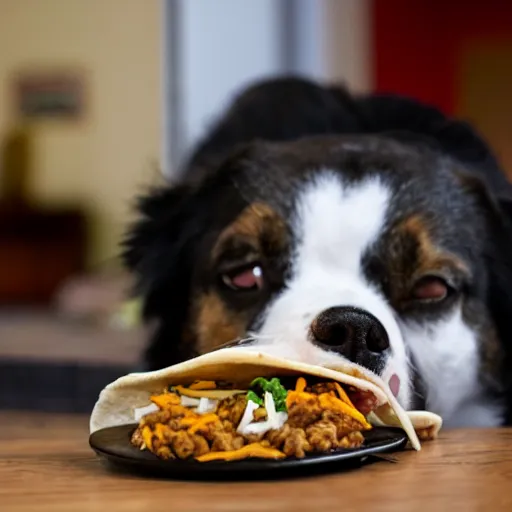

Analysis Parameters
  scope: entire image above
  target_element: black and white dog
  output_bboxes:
[123,77,512,428]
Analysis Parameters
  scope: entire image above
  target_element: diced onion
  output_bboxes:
[133,403,159,422]
[242,418,274,435]
[273,412,288,430]
[265,391,277,418]
[238,392,288,436]
[236,399,259,434]
[196,397,218,414]
[180,395,201,407]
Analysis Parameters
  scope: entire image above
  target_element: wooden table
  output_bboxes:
[2,412,512,511]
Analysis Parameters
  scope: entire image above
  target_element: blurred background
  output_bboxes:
[0,0,510,413]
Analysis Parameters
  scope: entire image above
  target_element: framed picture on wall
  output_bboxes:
[12,68,86,120]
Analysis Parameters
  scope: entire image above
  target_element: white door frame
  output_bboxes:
[161,0,371,180]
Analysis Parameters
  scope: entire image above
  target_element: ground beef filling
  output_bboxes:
[131,383,369,460]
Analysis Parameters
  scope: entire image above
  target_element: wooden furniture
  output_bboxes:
[2,411,512,511]
[0,205,86,304]
[0,314,145,413]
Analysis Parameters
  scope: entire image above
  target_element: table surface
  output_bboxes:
[2,412,512,512]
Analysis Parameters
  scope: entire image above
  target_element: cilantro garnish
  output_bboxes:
[249,377,288,412]
[246,390,263,406]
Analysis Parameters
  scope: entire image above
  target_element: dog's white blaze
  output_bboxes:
[256,173,412,408]
[401,310,503,427]
[296,180,380,275]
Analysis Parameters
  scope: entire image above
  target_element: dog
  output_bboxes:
[123,76,512,429]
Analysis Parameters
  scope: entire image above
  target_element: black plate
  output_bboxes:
[90,425,407,480]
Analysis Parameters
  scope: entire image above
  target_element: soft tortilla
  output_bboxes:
[368,408,443,440]
[90,348,441,451]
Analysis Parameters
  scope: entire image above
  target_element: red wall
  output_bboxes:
[371,0,512,114]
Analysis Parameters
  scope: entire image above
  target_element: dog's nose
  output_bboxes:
[310,306,389,358]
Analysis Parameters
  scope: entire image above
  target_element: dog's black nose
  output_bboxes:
[310,306,389,359]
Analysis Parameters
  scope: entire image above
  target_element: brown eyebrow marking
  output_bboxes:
[399,214,470,277]
[381,213,471,308]
[212,202,288,262]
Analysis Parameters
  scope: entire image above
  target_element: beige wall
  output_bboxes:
[322,0,372,92]
[0,0,162,266]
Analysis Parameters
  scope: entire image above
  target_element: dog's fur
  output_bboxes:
[123,77,512,427]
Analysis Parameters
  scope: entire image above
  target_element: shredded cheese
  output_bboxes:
[174,385,246,399]
[153,423,168,442]
[286,389,371,429]
[195,443,286,462]
[189,381,217,390]
[333,381,356,408]
[141,426,154,449]
[295,377,307,392]
[285,390,314,408]
[150,393,181,409]
[179,416,200,428]
[318,393,371,428]
[187,414,219,434]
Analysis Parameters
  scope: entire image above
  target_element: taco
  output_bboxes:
[90,348,442,462]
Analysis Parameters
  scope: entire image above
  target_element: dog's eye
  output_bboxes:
[221,265,264,291]
[412,276,450,302]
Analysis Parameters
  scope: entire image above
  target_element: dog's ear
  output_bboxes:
[358,93,510,194]
[123,184,193,278]
[486,195,512,423]
[121,183,212,368]
[122,146,251,369]
[123,144,248,294]
[460,173,512,420]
